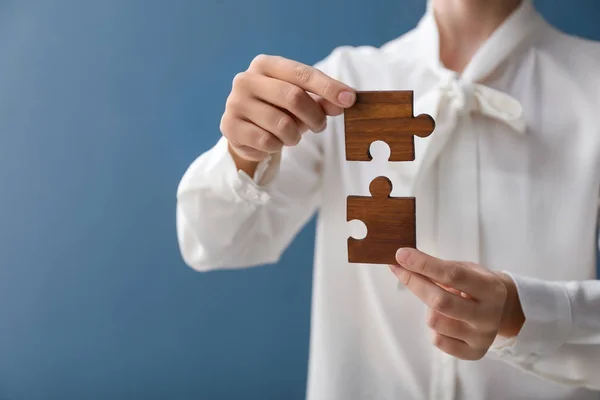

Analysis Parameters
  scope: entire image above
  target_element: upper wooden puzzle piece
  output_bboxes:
[344,91,435,162]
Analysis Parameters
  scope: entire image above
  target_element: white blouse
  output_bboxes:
[176,1,600,399]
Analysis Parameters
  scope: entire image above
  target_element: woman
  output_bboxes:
[176,0,600,398]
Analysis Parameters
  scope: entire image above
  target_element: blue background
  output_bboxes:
[0,1,598,399]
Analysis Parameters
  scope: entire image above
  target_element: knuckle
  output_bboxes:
[426,312,441,330]
[431,293,452,313]
[250,54,269,69]
[447,264,463,284]
[232,72,248,88]
[257,132,281,152]
[219,114,232,135]
[401,270,412,286]
[321,80,336,100]
[285,86,306,108]
[293,65,313,84]
[432,333,445,348]
[277,114,296,134]
[225,93,244,111]
[233,72,246,86]
[416,255,428,274]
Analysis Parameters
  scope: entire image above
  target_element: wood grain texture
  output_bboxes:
[344,91,435,162]
[347,177,416,265]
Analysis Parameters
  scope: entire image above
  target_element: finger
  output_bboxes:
[426,309,490,349]
[395,248,490,299]
[274,106,310,134]
[249,54,356,108]
[228,97,302,146]
[435,282,463,296]
[221,117,283,155]
[282,109,309,134]
[390,265,478,322]
[241,74,328,133]
[301,93,343,136]
[432,332,484,361]
[310,93,344,116]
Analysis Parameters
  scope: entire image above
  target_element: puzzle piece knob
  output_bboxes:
[369,176,393,198]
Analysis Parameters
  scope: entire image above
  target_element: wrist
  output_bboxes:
[227,141,261,177]
[495,272,526,338]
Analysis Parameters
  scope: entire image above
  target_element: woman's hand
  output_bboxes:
[390,248,525,360]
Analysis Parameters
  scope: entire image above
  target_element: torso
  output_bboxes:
[306,11,600,400]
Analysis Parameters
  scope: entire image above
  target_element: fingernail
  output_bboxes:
[396,248,410,264]
[338,91,355,107]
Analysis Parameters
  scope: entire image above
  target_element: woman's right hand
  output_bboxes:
[220,54,356,165]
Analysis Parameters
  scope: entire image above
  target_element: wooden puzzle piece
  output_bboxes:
[344,91,435,162]
[347,176,416,265]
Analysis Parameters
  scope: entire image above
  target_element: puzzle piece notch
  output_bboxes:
[344,91,435,162]
[347,176,416,265]
[367,140,392,163]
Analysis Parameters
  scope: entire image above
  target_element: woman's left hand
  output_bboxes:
[390,248,525,360]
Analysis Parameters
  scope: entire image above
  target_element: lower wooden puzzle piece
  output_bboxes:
[347,176,416,265]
